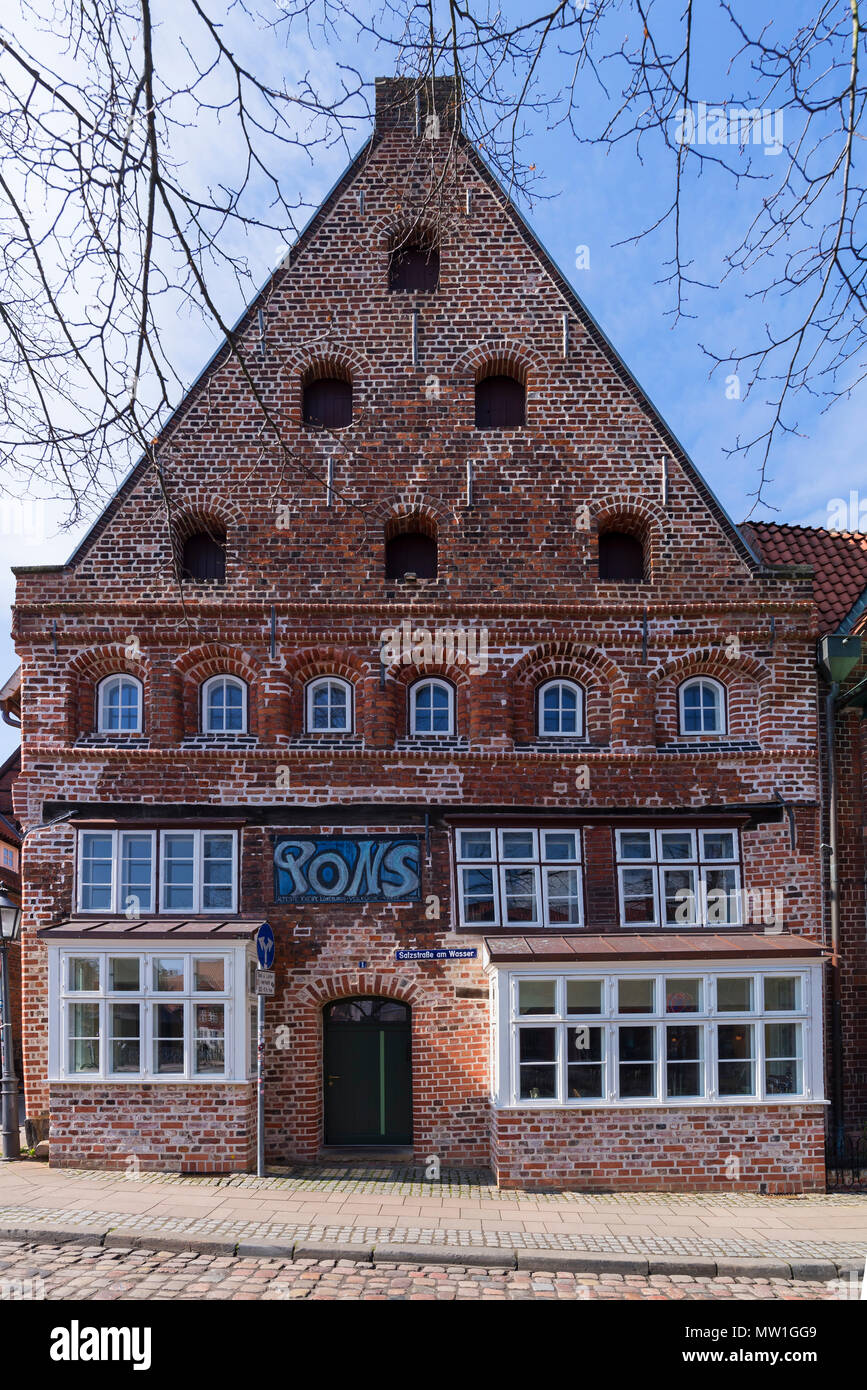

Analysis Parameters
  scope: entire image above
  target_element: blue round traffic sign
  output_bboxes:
[256,921,275,969]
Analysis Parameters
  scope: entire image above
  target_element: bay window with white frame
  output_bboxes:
[492,964,821,1108]
[49,946,255,1082]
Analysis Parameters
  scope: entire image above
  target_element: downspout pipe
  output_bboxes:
[825,683,844,1153]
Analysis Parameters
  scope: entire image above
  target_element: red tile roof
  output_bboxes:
[742,522,867,632]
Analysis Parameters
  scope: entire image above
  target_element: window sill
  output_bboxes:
[75,734,149,747]
[493,1096,826,1111]
[50,1075,251,1086]
[181,734,258,747]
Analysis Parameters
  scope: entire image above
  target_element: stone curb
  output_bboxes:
[0,1221,857,1281]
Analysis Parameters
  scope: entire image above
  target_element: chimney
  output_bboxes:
[374,76,461,137]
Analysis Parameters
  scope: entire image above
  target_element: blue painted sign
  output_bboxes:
[256,921,275,969]
[395,949,478,961]
[273,836,421,904]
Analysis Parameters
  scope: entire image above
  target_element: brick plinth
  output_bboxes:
[48,1083,256,1173]
[492,1105,827,1192]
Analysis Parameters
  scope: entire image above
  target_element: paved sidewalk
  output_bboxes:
[2,1161,866,1278]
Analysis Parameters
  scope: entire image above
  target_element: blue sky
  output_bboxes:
[1,1,863,763]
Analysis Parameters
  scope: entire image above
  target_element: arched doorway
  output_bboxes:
[323,997,412,1146]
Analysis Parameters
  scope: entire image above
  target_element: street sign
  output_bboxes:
[256,921,275,969]
[255,970,275,996]
[394,949,478,961]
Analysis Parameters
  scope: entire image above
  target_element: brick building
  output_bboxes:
[9,77,830,1189]
[0,677,23,1088]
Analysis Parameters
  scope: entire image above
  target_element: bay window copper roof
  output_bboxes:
[484,932,827,963]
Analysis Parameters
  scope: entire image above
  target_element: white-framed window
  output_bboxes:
[201,675,247,733]
[455,826,583,929]
[2,846,16,870]
[49,946,252,1082]
[537,679,584,738]
[160,830,238,914]
[493,964,820,1108]
[97,674,142,733]
[306,677,353,733]
[409,678,454,736]
[76,828,238,915]
[679,677,726,735]
[615,828,741,927]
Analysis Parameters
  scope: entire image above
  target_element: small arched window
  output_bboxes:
[302,377,353,428]
[410,679,454,736]
[679,677,726,735]
[202,676,247,733]
[598,530,644,581]
[388,241,439,291]
[182,529,226,582]
[475,374,525,428]
[385,529,437,580]
[97,675,142,734]
[306,677,353,733]
[537,679,584,738]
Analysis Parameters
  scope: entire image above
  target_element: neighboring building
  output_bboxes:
[0,677,23,1087]
[743,523,867,1144]
[9,77,829,1188]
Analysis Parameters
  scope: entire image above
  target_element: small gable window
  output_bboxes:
[537,680,584,738]
[385,526,437,580]
[306,677,353,733]
[97,675,142,734]
[598,530,644,582]
[202,676,247,734]
[475,373,525,429]
[679,678,726,736]
[302,376,353,428]
[182,529,226,583]
[410,679,454,736]
[389,241,439,292]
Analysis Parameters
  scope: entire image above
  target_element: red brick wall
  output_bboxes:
[492,1105,827,1192]
[48,1083,256,1173]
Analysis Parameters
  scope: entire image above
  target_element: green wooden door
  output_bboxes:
[323,998,412,1145]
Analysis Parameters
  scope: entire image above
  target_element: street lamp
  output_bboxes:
[0,889,21,1161]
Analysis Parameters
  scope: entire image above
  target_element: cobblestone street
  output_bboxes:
[0,1239,849,1301]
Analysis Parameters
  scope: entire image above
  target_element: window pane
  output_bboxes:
[163,835,195,910]
[665,978,702,1013]
[663,867,697,925]
[718,1023,755,1096]
[717,977,753,1012]
[542,831,579,861]
[154,1003,185,1073]
[618,1026,656,1097]
[202,834,234,910]
[619,832,653,859]
[80,834,114,911]
[517,980,556,1015]
[620,867,656,923]
[518,1027,556,1100]
[666,1025,702,1097]
[69,1002,100,1072]
[120,834,153,915]
[566,979,602,1015]
[701,831,736,861]
[69,957,100,991]
[110,1003,141,1073]
[459,866,497,924]
[567,1026,604,1098]
[544,868,582,925]
[764,976,800,1012]
[194,958,225,992]
[618,978,654,1014]
[457,830,493,860]
[109,957,140,992]
[195,1003,225,1074]
[765,1022,803,1095]
[501,831,535,860]
[502,867,539,924]
[704,868,739,923]
[153,957,184,992]
[659,832,694,860]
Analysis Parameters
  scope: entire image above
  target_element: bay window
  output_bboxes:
[51,948,251,1081]
[497,966,819,1107]
[616,828,741,927]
